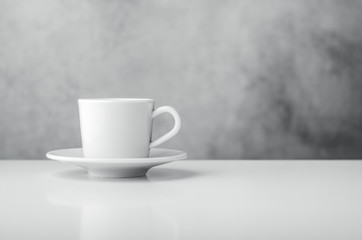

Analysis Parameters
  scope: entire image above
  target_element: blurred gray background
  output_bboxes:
[1,0,362,159]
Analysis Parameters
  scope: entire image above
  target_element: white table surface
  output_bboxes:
[1,160,362,240]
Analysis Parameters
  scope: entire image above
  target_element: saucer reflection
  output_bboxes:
[47,182,179,240]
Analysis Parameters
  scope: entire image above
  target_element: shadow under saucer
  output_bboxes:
[52,167,198,182]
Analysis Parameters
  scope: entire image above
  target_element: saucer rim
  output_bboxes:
[46,148,187,164]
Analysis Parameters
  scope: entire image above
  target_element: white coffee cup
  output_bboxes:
[78,98,181,158]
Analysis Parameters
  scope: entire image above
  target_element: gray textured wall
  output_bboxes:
[1,0,362,159]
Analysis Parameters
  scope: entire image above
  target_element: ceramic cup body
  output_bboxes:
[78,98,181,158]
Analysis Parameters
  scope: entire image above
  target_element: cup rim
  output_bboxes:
[78,98,154,103]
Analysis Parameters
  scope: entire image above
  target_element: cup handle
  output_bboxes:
[149,106,181,148]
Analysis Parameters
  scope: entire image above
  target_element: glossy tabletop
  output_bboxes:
[1,160,362,240]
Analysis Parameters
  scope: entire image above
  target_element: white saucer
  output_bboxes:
[46,148,187,178]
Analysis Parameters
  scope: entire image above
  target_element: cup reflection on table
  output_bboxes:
[81,205,176,240]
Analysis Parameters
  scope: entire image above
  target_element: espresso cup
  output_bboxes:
[78,98,181,158]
